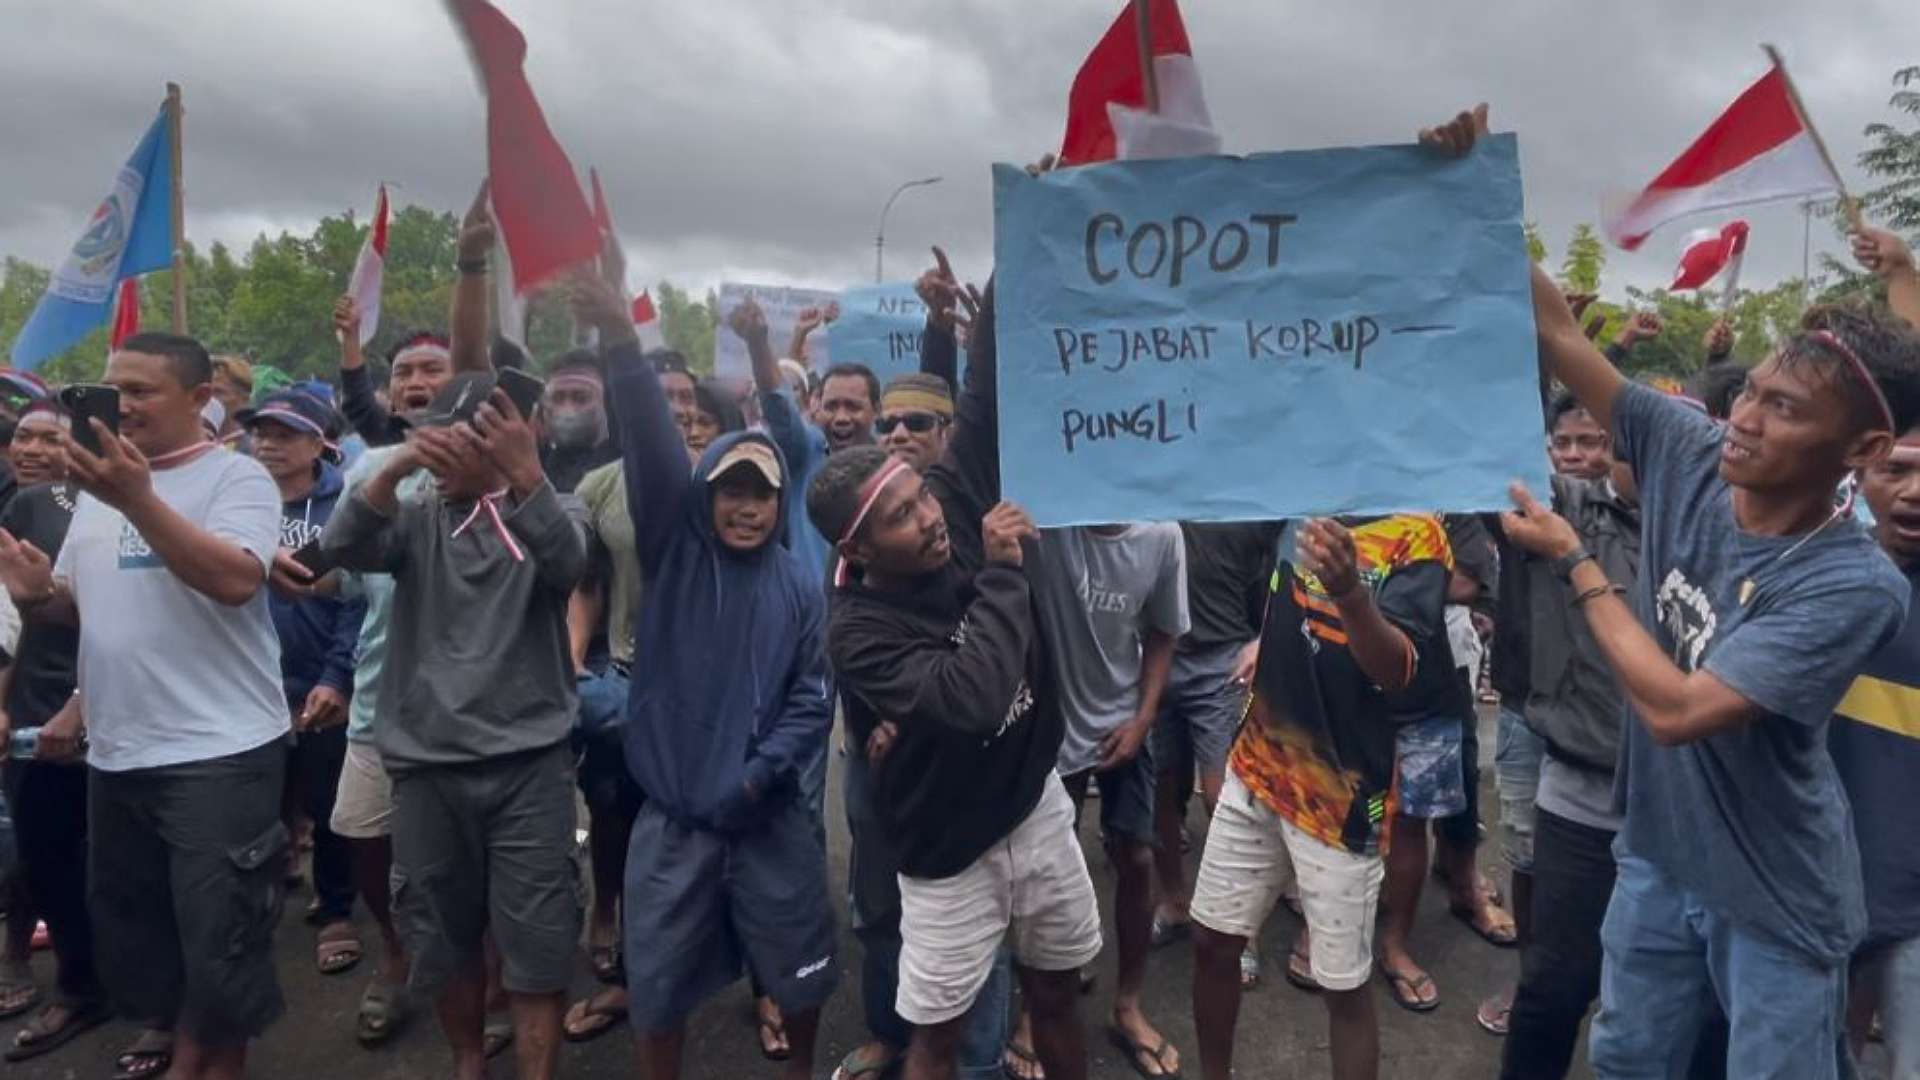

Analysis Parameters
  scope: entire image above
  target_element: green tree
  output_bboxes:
[1559,224,1606,293]
[1524,221,1548,264]
[1861,65,1920,232]
[655,282,717,374]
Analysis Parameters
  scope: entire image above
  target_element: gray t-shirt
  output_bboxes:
[1612,382,1908,964]
[1534,755,1620,832]
[54,448,289,772]
[1035,524,1189,774]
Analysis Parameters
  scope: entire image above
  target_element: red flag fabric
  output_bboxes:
[109,278,139,349]
[1604,65,1836,250]
[1059,0,1213,164]
[630,291,656,325]
[1670,221,1751,291]
[447,0,600,294]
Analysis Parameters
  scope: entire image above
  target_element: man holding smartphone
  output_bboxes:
[0,331,291,1080]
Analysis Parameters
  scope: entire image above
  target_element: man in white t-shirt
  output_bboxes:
[0,332,290,1080]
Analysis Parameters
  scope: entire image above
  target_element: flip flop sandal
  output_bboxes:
[757,1014,791,1062]
[482,1016,514,1060]
[1239,946,1261,989]
[1149,913,1190,949]
[1003,1039,1045,1080]
[1107,1026,1183,1080]
[1475,993,1511,1036]
[1381,965,1441,1013]
[316,924,364,975]
[113,1033,175,1080]
[830,1043,901,1080]
[5,1000,110,1062]
[1451,903,1519,948]
[1283,948,1319,993]
[563,989,628,1044]
[356,980,412,1046]
[29,922,48,951]
[590,944,624,984]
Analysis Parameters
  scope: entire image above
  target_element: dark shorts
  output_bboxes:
[1062,740,1158,848]
[88,737,290,1044]
[1151,641,1250,783]
[622,796,839,1032]
[389,743,583,997]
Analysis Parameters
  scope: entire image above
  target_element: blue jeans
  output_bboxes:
[856,928,1011,1078]
[1495,705,1545,872]
[1859,934,1920,1080]
[1591,854,1850,1080]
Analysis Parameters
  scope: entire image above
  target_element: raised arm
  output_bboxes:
[333,296,394,443]
[450,180,495,375]
[914,246,980,393]
[574,275,689,577]
[1854,226,1920,329]
[731,298,817,476]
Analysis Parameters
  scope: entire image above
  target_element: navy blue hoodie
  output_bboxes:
[610,343,831,832]
[269,460,366,705]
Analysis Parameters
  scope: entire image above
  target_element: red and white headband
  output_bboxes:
[392,341,452,368]
[1812,330,1895,434]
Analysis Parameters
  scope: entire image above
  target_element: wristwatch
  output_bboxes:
[1551,546,1595,583]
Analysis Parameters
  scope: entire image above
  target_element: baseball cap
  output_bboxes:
[706,440,783,489]
[0,371,51,404]
[238,390,331,438]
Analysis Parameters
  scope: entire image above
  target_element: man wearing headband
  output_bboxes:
[323,370,587,1080]
[241,391,370,990]
[537,350,618,494]
[874,373,954,475]
[810,280,1101,1080]
[571,275,838,1080]
[1447,89,1920,1080]
[333,294,460,448]
[1828,225,1920,1077]
[0,331,291,1076]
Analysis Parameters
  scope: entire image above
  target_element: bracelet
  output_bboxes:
[456,257,489,275]
[1571,583,1626,607]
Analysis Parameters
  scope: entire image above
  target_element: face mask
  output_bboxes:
[545,409,605,449]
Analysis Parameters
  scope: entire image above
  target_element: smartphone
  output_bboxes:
[58,384,120,456]
[495,367,546,420]
[290,538,335,578]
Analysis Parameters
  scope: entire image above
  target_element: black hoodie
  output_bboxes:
[828,286,1063,880]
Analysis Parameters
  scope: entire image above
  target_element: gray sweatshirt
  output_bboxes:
[322,480,588,772]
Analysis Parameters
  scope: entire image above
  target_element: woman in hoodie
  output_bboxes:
[243,391,368,982]
[572,277,837,1080]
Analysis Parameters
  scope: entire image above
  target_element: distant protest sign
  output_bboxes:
[991,134,1548,526]
[714,282,836,377]
[831,283,943,379]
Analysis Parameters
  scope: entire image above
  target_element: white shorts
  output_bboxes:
[1190,771,1385,991]
[895,773,1103,1025]
[330,738,394,840]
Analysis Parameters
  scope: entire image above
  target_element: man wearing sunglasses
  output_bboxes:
[874,374,954,475]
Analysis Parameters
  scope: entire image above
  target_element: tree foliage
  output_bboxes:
[1558,224,1607,294]
[1860,65,1920,232]
[0,203,716,387]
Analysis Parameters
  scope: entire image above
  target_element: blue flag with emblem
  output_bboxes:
[10,105,175,371]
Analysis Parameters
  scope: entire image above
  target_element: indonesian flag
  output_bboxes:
[631,290,665,351]
[1670,220,1751,291]
[447,0,600,294]
[109,278,139,349]
[1060,0,1220,164]
[1604,64,1839,250]
[346,184,388,347]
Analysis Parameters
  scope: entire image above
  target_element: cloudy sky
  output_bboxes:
[2,0,1912,299]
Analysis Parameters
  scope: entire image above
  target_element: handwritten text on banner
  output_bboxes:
[991,135,1548,526]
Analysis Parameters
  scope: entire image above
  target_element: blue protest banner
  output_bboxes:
[829,283,935,379]
[991,134,1548,527]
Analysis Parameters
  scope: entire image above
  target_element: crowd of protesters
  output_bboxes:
[0,103,1912,1080]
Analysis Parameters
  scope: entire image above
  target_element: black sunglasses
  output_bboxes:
[874,413,946,436]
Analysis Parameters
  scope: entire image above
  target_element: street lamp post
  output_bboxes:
[875,176,942,282]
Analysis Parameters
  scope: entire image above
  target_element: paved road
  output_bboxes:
[4,712,1587,1079]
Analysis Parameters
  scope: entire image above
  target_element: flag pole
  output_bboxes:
[1132,0,1159,114]
[165,82,187,332]
[1761,44,1862,232]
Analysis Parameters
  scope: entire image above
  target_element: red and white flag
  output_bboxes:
[109,277,139,350]
[1060,0,1219,164]
[447,0,600,295]
[1670,220,1751,291]
[631,290,665,351]
[1604,64,1839,250]
[347,184,388,347]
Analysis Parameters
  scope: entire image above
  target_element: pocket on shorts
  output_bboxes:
[223,819,290,960]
